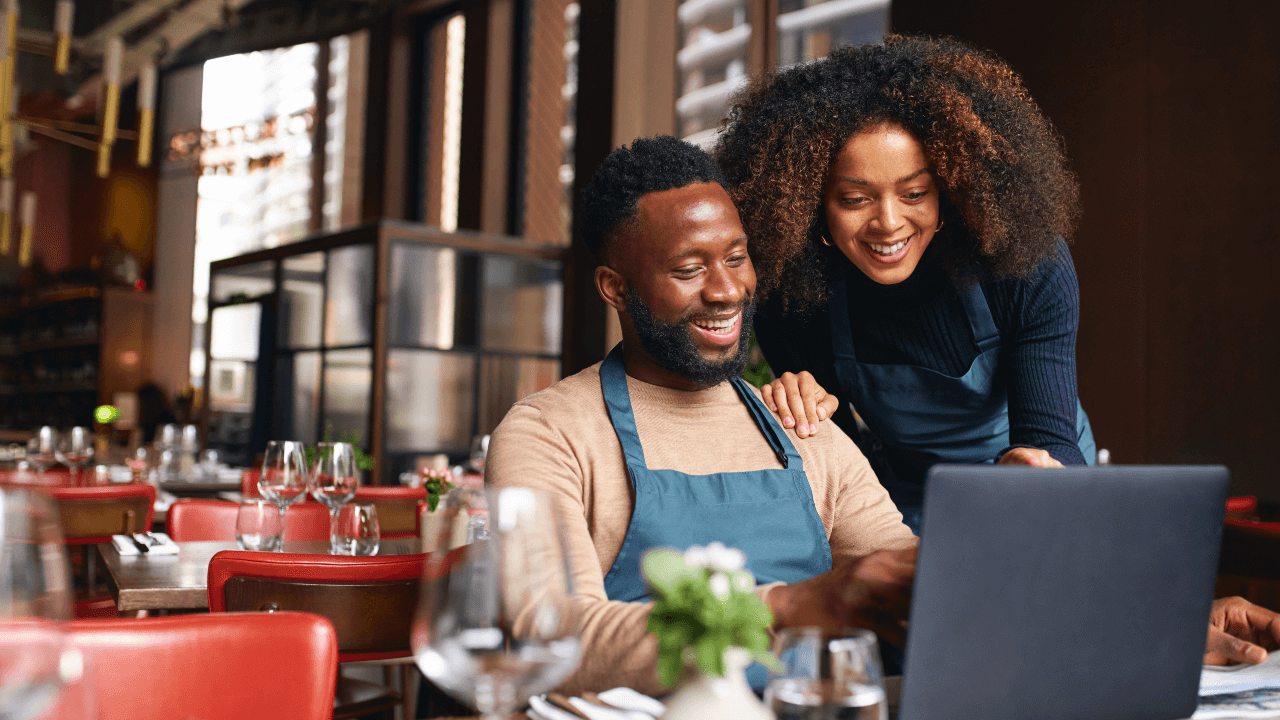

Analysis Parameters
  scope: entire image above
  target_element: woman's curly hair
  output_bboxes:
[715,34,1080,312]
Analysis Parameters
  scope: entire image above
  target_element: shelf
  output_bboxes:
[18,382,98,394]
[20,335,100,352]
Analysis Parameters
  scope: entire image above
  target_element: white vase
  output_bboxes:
[662,647,775,720]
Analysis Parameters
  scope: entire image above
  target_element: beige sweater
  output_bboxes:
[485,362,915,696]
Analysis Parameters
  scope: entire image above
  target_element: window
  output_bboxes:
[189,35,367,390]
[675,0,890,143]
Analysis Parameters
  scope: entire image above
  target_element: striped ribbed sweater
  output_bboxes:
[754,239,1085,472]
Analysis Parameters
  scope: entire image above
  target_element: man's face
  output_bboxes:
[613,182,757,386]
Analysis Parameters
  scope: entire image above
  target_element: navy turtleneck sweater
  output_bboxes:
[753,239,1086,469]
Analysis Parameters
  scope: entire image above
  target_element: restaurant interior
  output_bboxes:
[2,0,1279,717]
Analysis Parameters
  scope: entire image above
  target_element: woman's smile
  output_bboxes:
[823,123,940,285]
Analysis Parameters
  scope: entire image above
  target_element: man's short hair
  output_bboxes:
[581,135,730,260]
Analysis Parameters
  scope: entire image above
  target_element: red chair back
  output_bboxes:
[0,467,73,486]
[1226,495,1258,520]
[240,468,262,498]
[207,549,425,662]
[167,498,331,542]
[1217,518,1280,611]
[355,486,428,538]
[64,613,337,720]
[49,484,156,544]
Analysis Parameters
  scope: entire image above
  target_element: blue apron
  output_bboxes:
[829,266,1096,533]
[599,344,832,686]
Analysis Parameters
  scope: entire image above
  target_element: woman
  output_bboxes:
[718,35,1094,532]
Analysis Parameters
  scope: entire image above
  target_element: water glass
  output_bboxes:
[54,428,94,486]
[235,499,284,552]
[765,628,887,720]
[333,504,379,556]
[1,487,74,720]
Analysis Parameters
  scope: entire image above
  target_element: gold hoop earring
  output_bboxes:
[820,229,834,247]
[936,219,945,233]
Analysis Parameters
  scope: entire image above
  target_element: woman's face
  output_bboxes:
[823,123,940,285]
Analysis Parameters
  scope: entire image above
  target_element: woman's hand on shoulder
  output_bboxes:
[996,447,1065,468]
[761,371,840,439]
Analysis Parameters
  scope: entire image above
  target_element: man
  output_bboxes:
[486,136,1280,696]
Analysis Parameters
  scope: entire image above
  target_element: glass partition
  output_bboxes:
[279,252,325,349]
[325,244,375,347]
[205,222,565,483]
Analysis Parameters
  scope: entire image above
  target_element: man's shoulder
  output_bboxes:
[511,362,604,415]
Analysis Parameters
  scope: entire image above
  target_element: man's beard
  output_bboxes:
[624,290,756,388]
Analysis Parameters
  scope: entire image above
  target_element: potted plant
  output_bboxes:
[644,542,780,720]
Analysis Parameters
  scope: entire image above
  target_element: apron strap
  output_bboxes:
[600,344,649,469]
[828,270,858,362]
[729,377,801,470]
[959,282,1001,354]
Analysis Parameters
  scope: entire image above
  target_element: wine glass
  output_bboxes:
[0,486,75,719]
[257,441,310,544]
[413,487,580,720]
[468,435,490,474]
[53,428,94,487]
[764,627,888,720]
[24,429,58,479]
[309,442,360,552]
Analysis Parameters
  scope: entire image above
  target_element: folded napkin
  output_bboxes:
[528,688,665,720]
[111,533,180,556]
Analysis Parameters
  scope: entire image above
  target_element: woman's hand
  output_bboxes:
[996,447,1065,468]
[761,371,840,439]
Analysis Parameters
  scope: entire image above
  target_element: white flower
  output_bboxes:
[704,541,746,572]
[709,571,731,600]
[733,571,754,593]
[683,545,710,568]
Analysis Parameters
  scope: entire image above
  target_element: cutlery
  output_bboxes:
[128,535,150,553]
[546,693,591,719]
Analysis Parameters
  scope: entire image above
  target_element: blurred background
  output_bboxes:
[2,0,1277,498]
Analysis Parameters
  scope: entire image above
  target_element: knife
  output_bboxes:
[128,534,150,553]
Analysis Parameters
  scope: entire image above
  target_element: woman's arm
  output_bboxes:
[996,241,1088,465]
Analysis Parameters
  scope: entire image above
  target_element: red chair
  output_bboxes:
[240,467,262,498]
[355,486,428,538]
[49,484,156,618]
[0,467,73,486]
[168,498,332,542]
[208,549,426,719]
[1226,495,1258,520]
[1217,518,1280,611]
[61,613,338,720]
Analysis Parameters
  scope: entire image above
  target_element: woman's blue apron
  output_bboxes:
[598,344,832,687]
[829,266,1096,535]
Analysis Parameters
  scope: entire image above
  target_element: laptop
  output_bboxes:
[899,464,1229,720]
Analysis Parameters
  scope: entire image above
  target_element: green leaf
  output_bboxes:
[642,549,699,596]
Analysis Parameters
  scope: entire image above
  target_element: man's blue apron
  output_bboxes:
[829,266,1096,534]
[598,344,832,687]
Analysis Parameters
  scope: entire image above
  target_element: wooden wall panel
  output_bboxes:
[1143,2,1280,497]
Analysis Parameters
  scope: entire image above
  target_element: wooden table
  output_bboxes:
[158,479,243,497]
[96,538,422,612]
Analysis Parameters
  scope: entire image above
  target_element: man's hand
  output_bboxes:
[767,546,917,647]
[1205,596,1280,665]
[997,447,1065,468]
[761,371,841,439]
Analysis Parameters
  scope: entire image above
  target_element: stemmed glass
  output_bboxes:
[24,429,58,479]
[413,487,580,720]
[0,486,75,720]
[309,442,359,553]
[53,428,93,487]
[257,441,310,547]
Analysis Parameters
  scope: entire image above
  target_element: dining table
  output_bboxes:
[96,537,423,612]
